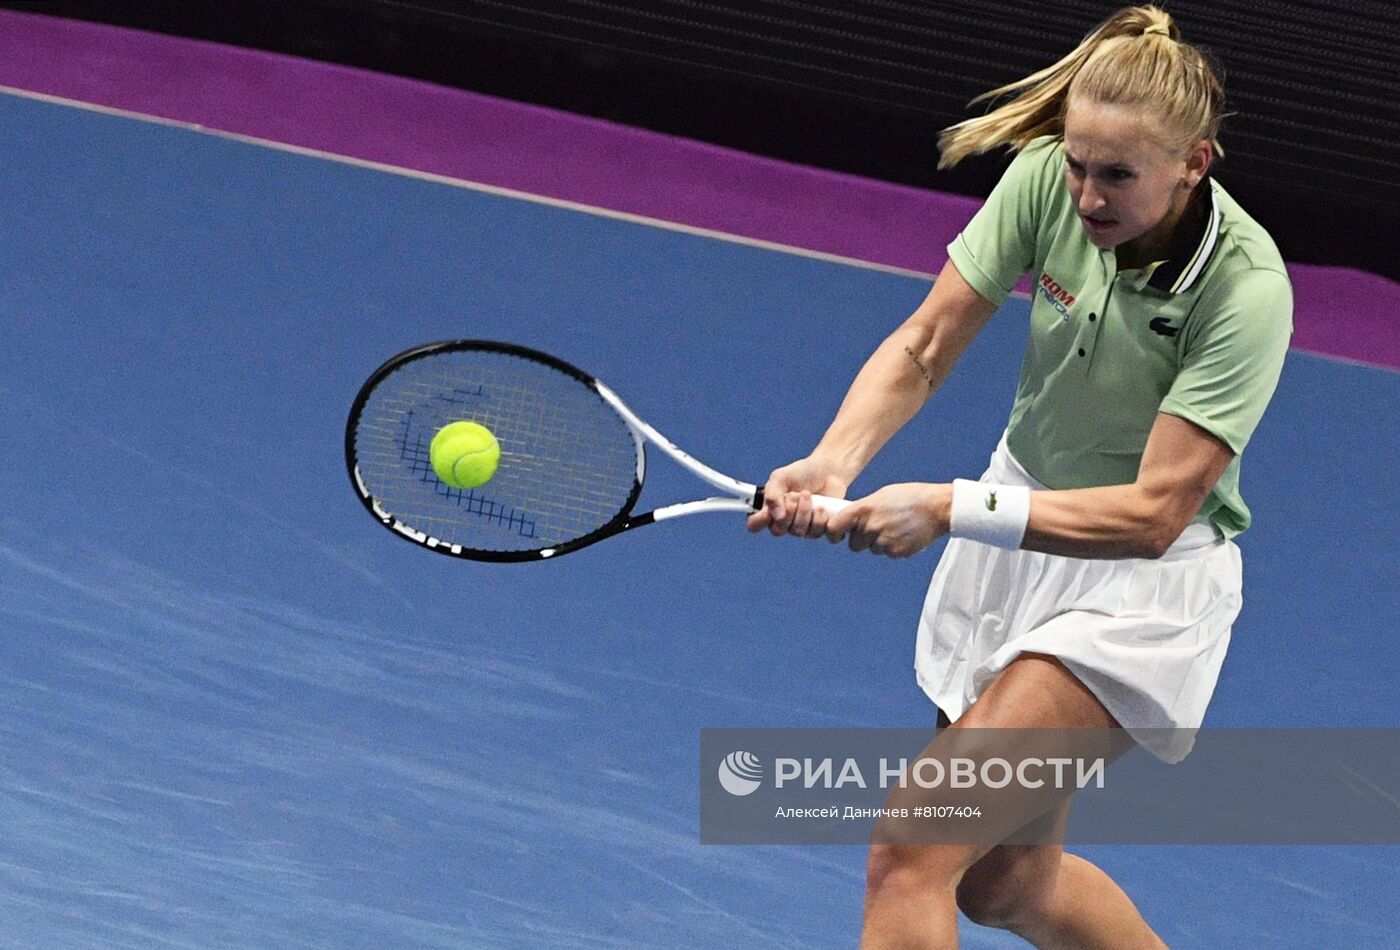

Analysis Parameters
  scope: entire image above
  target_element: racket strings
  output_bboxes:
[361,387,627,544]
[352,349,639,552]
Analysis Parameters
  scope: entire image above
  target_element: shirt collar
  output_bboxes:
[1143,179,1221,294]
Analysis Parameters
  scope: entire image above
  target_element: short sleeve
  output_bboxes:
[945,138,1060,307]
[1159,268,1294,454]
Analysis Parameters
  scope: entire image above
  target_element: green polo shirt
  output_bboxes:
[947,135,1293,538]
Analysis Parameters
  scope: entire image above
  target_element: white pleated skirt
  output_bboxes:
[914,434,1242,763]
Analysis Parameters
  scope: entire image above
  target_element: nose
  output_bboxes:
[1078,183,1107,216]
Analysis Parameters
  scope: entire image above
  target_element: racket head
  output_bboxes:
[345,340,644,561]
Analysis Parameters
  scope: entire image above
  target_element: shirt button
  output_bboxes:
[1089,313,1097,322]
[1078,347,1086,357]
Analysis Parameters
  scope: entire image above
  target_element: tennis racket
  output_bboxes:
[345,340,849,562]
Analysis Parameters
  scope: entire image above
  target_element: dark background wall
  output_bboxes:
[19,0,1400,281]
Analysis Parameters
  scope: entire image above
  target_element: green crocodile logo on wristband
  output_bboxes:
[985,491,998,511]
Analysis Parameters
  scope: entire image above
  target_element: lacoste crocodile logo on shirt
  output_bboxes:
[1149,316,1180,337]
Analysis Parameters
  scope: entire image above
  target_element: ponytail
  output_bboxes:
[938,5,1228,169]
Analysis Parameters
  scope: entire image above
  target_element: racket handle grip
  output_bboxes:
[811,494,852,515]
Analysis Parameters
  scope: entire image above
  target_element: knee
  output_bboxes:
[955,860,1053,931]
[865,842,958,901]
[865,843,904,894]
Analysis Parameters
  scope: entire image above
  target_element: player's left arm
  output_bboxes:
[825,413,1231,559]
[1018,412,1233,558]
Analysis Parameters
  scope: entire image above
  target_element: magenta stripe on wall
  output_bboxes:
[1,10,1395,369]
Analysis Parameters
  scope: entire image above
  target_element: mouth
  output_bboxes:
[1081,215,1115,231]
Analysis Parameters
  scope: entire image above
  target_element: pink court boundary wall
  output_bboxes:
[2,10,1396,371]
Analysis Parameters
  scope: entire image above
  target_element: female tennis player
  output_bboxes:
[748,6,1291,947]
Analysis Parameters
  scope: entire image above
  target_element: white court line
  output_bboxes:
[1,82,1018,293]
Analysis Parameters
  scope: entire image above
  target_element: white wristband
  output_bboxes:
[949,479,1031,549]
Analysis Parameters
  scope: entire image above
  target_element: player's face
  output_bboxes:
[1062,97,1201,253]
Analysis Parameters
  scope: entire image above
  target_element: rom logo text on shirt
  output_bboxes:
[1038,272,1077,321]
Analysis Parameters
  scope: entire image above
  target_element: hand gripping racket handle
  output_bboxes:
[753,488,852,515]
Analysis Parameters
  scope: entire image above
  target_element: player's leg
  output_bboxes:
[861,652,1150,949]
[956,804,1167,948]
[955,805,1066,933]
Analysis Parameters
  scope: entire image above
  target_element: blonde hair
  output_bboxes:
[937,5,1229,169]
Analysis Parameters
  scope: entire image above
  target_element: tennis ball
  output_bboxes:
[429,420,500,489]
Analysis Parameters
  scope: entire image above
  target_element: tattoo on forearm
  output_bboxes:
[904,345,934,390]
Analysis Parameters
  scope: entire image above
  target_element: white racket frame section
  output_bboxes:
[593,381,848,523]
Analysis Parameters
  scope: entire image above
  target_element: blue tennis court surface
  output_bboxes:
[2,92,1397,948]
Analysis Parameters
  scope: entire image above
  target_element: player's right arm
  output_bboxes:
[748,258,998,537]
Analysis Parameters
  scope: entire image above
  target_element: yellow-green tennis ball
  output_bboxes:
[430,420,500,489]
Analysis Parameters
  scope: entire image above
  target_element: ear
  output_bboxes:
[1184,138,1212,187]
